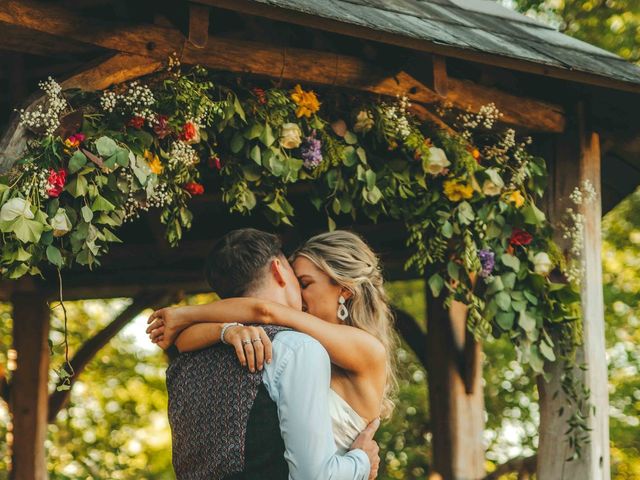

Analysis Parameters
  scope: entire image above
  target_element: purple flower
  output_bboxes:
[478,249,495,277]
[301,130,323,169]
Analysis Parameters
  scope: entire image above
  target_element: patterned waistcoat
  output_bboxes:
[166,325,289,480]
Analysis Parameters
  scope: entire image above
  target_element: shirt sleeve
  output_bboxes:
[263,332,370,480]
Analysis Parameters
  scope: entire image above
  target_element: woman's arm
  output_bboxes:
[257,302,387,375]
[147,298,386,374]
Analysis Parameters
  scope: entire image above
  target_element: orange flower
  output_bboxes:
[291,84,320,118]
[443,179,474,202]
[472,148,481,162]
[144,150,163,174]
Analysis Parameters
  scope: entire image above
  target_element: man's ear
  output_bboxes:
[271,258,287,287]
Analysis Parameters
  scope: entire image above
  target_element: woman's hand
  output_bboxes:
[223,325,273,373]
[147,307,184,350]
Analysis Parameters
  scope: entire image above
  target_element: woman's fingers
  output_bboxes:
[147,309,162,325]
[247,327,265,371]
[146,318,164,334]
[258,327,272,366]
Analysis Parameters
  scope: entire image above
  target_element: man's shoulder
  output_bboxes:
[273,330,323,352]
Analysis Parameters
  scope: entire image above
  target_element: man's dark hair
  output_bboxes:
[204,228,284,298]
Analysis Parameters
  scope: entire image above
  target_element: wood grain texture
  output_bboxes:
[537,104,610,479]
[427,292,485,480]
[0,0,566,133]
[9,293,50,480]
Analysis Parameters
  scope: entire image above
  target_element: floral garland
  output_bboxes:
[0,64,590,453]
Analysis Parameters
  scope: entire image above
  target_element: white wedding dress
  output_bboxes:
[328,389,368,454]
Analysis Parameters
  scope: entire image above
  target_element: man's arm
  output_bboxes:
[263,332,371,480]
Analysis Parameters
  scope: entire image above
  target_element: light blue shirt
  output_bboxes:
[262,330,370,480]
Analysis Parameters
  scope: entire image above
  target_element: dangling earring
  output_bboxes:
[337,295,349,321]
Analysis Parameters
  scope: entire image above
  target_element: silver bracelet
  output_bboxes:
[220,322,242,345]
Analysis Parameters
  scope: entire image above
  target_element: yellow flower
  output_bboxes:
[144,150,163,174]
[291,84,320,118]
[504,190,525,208]
[443,180,474,202]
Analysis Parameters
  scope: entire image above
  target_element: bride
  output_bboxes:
[147,230,398,452]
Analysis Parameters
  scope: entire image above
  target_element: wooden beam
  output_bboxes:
[0,0,566,133]
[426,290,485,479]
[188,3,210,48]
[9,292,50,480]
[196,0,640,95]
[537,103,610,479]
[432,55,448,97]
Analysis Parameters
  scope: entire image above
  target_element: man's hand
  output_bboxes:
[350,418,381,479]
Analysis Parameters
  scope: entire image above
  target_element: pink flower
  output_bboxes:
[47,169,67,198]
[208,155,222,170]
[153,114,171,139]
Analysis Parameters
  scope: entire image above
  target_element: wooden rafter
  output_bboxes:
[0,0,565,133]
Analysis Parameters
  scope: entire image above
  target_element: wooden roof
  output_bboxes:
[202,0,640,93]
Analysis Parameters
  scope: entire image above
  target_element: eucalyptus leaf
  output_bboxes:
[501,253,521,272]
[68,150,87,173]
[95,136,118,157]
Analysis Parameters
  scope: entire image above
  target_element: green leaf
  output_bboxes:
[539,339,556,361]
[518,310,536,333]
[66,175,88,198]
[131,154,151,185]
[501,253,521,272]
[364,186,382,204]
[365,170,376,190]
[259,123,275,147]
[230,132,245,154]
[233,95,246,121]
[245,122,264,140]
[344,131,358,145]
[523,203,546,225]
[95,136,118,157]
[428,273,444,297]
[327,216,336,231]
[343,146,358,167]
[115,148,130,167]
[68,150,87,173]
[441,221,453,239]
[501,272,516,290]
[496,311,515,330]
[12,216,44,243]
[356,147,367,164]
[447,261,460,281]
[457,201,475,225]
[91,195,116,212]
[485,276,504,294]
[81,206,93,222]
[495,291,511,311]
[250,144,262,164]
[46,245,64,267]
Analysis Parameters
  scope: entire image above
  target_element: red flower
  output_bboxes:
[64,133,85,149]
[184,182,204,195]
[180,121,198,142]
[74,133,86,143]
[128,116,145,129]
[47,168,67,198]
[509,228,533,246]
[153,115,171,139]
[208,156,222,170]
[252,87,267,105]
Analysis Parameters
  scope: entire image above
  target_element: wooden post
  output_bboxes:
[426,291,485,480]
[537,104,610,479]
[9,292,50,480]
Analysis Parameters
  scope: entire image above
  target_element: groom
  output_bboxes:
[165,228,380,479]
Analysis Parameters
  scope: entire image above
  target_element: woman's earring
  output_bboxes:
[337,295,349,321]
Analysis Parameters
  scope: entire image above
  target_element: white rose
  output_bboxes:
[0,198,34,222]
[426,147,451,175]
[279,123,302,149]
[482,168,504,196]
[50,208,72,237]
[533,252,553,275]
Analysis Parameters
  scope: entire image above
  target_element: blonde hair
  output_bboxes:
[293,230,398,419]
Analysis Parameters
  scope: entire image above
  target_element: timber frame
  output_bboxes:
[1,1,639,479]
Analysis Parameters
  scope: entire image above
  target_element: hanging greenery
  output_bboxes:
[0,62,591,453]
